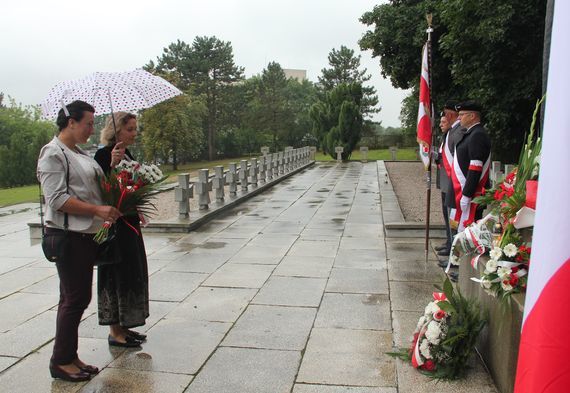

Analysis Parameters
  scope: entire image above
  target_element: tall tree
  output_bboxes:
[318,46,379,118]
[310,83,364,160]
[148,36,244,160]
[359,0,547,161]
[250,62,291,151]
[140,95,205,170]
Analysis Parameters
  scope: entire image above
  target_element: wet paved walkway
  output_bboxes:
[0,162,497,392]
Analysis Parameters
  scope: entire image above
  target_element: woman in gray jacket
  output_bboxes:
[37,100,121,382]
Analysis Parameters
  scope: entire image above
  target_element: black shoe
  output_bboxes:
[437,249,450,257]
[437,259,449,268]
[448,271,459,282]
[108,334,142,348]
[434,244,447,252]
[126,329,147,341]
[49,363,91,382]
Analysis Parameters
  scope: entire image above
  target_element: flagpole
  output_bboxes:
[424,14,434,263]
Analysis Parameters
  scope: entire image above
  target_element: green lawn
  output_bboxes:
[316,148,418,161]
[0,149,418,207]
[0,185,40,207]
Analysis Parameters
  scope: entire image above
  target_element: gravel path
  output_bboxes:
[385,161,444,224]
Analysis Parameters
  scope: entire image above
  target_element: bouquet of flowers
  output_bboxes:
[388,278,486,380]
[474,241,530,299]
[93,159,165,244]
[473,96,543,245]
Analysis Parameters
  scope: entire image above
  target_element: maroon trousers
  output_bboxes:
[50,230,97,365]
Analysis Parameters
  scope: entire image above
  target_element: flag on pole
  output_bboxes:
[514,2,570,392]
[417,44,432,170]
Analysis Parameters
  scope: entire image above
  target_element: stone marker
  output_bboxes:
[261,146,270,156]
[335,146,344,162]
[227,163,238,196]
[266,153,273,181]
[258,155,266,183]
[195,169,211,210]
[240,160,249,192]
[309,146,317,161]
[174,173,193,218]
[389,146,398,160]
[360,146,369,163]
[212,165,225,202]
[249,158,258,187]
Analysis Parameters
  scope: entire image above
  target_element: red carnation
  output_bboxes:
[434,310,447,321]
[422,360,436,371]
[509,275,519,286]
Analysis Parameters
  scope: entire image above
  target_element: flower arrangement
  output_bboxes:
[474,241,530,298]
[93,159,165,243]
[473,96,543,247]
[388,278,486,380]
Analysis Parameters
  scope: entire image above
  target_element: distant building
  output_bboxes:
[283,69,307,82]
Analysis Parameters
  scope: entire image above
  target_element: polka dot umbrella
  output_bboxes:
[41,69,183,120]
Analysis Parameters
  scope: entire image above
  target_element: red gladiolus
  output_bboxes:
[505,170,517,184]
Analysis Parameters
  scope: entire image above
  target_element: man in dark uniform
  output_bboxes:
[449,100,491,233]
[434,101,461,262]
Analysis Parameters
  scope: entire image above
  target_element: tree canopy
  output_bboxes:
[360,0,547,161]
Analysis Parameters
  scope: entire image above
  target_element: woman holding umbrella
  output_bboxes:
[37,100,122,381]
[94,112,149,347]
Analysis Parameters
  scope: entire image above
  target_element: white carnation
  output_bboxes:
[501,281,513,292]
[425,321,442,345]
[489,247,502,261]
[497,267,512,280]
[416,316,426,331]
[485,259,498,274]
[424,302,440,317]
[419,339,432,359]
[503,243,518,258]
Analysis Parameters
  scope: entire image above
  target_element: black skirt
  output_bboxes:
[97,215,149,328]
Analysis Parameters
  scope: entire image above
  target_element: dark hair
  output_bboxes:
[56,100,95,131]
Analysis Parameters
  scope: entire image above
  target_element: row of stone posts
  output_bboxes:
[174,146,313,218]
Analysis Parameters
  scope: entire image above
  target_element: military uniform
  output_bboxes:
[449,122,491,231]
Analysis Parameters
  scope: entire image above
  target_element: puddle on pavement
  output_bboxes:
[196,242,227,249]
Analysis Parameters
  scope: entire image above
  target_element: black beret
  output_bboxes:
[443,100,459,111]
[455,100,482,112]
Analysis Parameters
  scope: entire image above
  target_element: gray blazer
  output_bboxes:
[37,137,104,231]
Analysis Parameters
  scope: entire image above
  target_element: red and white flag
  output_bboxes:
[514,2,570,391]
[417,43,432,170]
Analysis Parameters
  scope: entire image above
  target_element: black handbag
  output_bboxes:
[95,225,122,266]
[40,148,70,263]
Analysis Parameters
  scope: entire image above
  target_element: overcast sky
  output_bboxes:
[0,0,408,127]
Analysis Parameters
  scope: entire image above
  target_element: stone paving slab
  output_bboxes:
[273,255,334,278]
[222,304,316,350]
[388,281,436,312]
[110,318,231,374]
[202,263,274,288]
[387,259,445,283]
[297,327,396,387]
[314,293,391,331]
[81,368,193,393]
[0,309,56,357]
[0,292,58,332]
[185,347,300,393]
[293,385,397,393]
[149,271,208,302]
[326,268,388,294]
[252,276,327,307]
[334,249,386,270]
[167,287,257,323]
